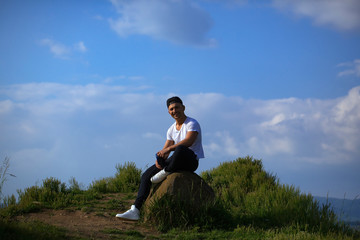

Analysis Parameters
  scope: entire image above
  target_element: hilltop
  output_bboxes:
[1,157,359,239]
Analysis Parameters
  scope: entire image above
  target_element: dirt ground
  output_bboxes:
[15,209,158,239]
[13,194,160,239]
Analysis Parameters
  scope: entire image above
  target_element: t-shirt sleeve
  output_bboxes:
[166,125,173,141]
[187,119,200,132]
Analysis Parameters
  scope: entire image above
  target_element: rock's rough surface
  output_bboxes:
[144,171,215,208]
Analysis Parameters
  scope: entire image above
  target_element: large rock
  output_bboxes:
[144,171,215,209]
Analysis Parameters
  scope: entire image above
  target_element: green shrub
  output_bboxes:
[89,162,141,193]
[201,156,349,234]
[89,177,112,193]
[2,194,16,207]
[201,156,278,209]
[113,162,142,192]
[15,177,71,209]
[68,176,82,193]
[0,177,100,217]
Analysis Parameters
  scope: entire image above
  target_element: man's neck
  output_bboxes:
[175,115,187,125]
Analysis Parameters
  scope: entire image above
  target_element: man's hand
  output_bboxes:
[155,160,163,169]
[157,148,170,159]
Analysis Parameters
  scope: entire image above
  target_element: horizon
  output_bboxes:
[1,0,359,200]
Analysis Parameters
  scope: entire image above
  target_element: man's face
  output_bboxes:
[168,102,185,120]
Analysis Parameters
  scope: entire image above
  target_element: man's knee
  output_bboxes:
[141,165,159,181]
[175,145,187,152]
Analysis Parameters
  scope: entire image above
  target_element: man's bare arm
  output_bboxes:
[157,131,198,158]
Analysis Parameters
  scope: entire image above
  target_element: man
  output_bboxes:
[116,96,204,221]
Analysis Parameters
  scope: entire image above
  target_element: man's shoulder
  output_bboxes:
[187,117,200,123]
[167,121,177,130]
[185,116,197,122]
[185,117,201,128]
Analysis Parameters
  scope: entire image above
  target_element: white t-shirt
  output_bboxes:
[166,117,204,159]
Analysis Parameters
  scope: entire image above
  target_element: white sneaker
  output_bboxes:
[115,205,140,221]
[150,169,170,183]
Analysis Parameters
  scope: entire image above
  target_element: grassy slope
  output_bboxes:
[1,158,359,239]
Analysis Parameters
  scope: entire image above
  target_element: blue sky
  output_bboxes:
[1,0,359,200]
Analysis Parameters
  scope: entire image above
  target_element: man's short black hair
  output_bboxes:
[167,96,183,108]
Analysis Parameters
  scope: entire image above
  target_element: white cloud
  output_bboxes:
[142,132,163,141]
[1,83,359,198]
[247,136,294,156]
[205,131,240,158]
[74,41,87,53]
[0,100,13,114]
[246,92,359,164]
[272,0,360,31]
[40,39,88,59]
[40,39,71,59]
[337,59,360,78]
[189,90,359,165]
[2,84,359,164]
[93,15,104,21]
[108,0,216,46]
[101,75,146,84]
[330,87,360,154]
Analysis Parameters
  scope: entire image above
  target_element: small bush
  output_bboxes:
[89,162,141,193]
[0,177,100,217]
[2,194,16,207]
[113,162,142,192]
[68,177,82,193]
[89,177,112,193]
[201,156,278,209]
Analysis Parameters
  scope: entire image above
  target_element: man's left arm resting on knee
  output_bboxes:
[156,131,198,159]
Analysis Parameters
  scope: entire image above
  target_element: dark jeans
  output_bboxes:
[134,145,198,210]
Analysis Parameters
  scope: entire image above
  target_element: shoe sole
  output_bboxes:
[115,216,139,221]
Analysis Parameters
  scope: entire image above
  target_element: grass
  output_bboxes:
[161,226,358,240]
[0,156,359,239]
[101,228,145,239]
[0,219,72,240]
[144,192,233,232]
